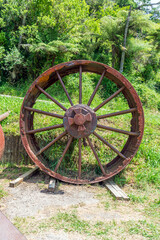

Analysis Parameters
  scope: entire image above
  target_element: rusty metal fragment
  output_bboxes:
[0,112,10,161]
[0,211,27,240]
[63,104,97,138]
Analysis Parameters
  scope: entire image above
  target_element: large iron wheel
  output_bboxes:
[20,60,144,184]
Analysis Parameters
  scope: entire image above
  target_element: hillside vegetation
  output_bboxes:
[0,0,159,105]
[0,1,160,187]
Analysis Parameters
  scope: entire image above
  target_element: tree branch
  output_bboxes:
[136,2,160,9]
[119,5,132,73]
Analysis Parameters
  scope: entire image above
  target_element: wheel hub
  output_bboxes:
[63,104,97,138]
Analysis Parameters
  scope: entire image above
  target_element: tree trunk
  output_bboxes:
[119,6,132,73]
[52,55,56,66]
[18,12,27,50]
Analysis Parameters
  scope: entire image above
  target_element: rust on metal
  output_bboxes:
[97,124,139,136]
[97,108,137,119]
[87,69,106,106]
[78,138,82,178]
[0,112,10,160]
[93,131,126,159]
[54,136,73,172]
[94,86,125,112]
[79,65,82,104]
[36,130,67,156]
[36,84,67,111]
[0,211,27,240]
[63,104,97,138]
[87,136,106,176]
[20,60,144,184]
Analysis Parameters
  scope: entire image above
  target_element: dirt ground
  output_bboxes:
[0,170,158,240]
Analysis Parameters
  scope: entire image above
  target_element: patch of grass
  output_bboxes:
[0,81,33,97]
[13,210,160,240]
[144,197,160,221]
[128,193,148,203]
[36,210,115,239]
[114,174,128,187]
[128,220,160,240]
[14,216,36,234]
[14,210,115,238]
[0,162,33,180]
[104,202,110,210]
[54,211,90,233]
[0,186,8,199]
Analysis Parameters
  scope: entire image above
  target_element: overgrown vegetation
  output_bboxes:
[0,0,159,109]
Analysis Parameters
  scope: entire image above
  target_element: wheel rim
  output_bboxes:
[20,60,144,184]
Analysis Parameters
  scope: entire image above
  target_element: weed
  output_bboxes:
[128,193,148,203]
[38,210,115,238]
[0,162,32,180]
[0,186,8,199]
[128,220,160,240]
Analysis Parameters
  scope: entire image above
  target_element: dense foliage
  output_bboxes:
[0,1,160,189]
[0,0,160,109]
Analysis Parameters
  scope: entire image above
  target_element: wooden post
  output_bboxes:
[9,166,39,187]
[0,111,10,121]
[48,178,56,192]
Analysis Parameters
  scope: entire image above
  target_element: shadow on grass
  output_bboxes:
[0,163,67,196]
[0,163,32,180]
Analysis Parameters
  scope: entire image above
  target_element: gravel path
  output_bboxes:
[0,172,145,240]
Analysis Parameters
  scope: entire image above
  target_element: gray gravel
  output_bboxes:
[0,173,144,240]
[4,181,98,220]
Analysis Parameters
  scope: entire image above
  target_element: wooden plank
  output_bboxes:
[103,179,130,200]
[48,178,56,192]
[0,111,10,121]
[0,211,27,240]
[9,166,39,188]
[107,179,129,200]
[104,180,123,200]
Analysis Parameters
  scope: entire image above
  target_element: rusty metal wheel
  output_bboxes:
[20,60,144,184]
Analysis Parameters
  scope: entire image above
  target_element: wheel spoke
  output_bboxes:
[36,130,67,156]
[26,124,64,134]
[35,85,67,111]
[97,108,137,119]
[78,138,82,179]
[93,131,126,159]
[97,124,139,136]
[54,136,73,172]
[87,137,106,175]
[56,71,73,106]
[94,86,125,112]
[87,69,106,106]
[79,66,82,104]
[24,106,64,119]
